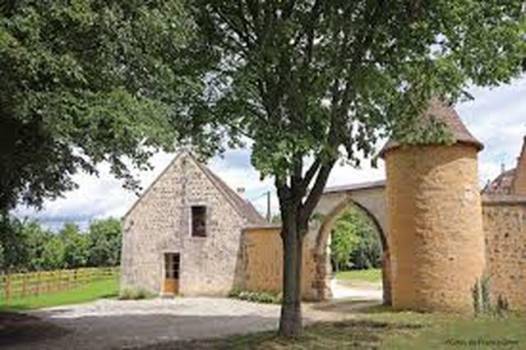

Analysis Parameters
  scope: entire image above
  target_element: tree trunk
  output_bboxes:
[278,209,304,337]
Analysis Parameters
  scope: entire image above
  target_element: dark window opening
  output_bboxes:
[191,206,207,237]
[165,253,180,279]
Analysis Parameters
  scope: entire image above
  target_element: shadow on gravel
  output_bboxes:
[2,313,281,350]
[0,312,69,347]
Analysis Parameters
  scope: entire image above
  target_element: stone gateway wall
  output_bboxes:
[385,144,486,313]
[240,227,317,300]
[483,197,526,311]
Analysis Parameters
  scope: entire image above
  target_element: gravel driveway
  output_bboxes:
[2,283,382,350]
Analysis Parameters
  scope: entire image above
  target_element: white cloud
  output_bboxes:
[14,75,526,230]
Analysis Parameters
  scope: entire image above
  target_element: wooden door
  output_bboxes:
[163,253,180,295]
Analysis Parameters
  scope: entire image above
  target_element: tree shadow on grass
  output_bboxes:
[135,319,425,350]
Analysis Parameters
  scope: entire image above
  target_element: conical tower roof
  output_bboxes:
[380,98,484,157]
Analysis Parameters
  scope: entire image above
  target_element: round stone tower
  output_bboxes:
[381,99,485,314]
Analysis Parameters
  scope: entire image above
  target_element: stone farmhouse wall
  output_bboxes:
[121,154,246,296]
[483,197,526,311]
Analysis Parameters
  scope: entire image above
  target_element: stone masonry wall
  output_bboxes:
[241,227,317,300]
[483,197,526,311]
[385,144,485,314]
[121,154,246,296]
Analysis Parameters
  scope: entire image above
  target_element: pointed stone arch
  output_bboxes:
[308,181,391,304]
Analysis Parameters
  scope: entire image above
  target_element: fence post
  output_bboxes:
[22,273,27,297]
[5,274,10,306]
[36,271,40,296]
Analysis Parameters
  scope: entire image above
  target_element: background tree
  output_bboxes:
[60,223,90,268]
[41,237,66,270]
[330,206,381,271]
[0,0,218,215]
[25,220,53,270]
[186,0,525,336]
[0,216,30,271]
[0,215,123,271]
[330,213,360,272]
[87,218,122,267]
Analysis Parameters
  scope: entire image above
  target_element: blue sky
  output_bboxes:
[15,75,526,231]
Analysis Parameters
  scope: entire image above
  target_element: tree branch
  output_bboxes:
[299,159,336,226]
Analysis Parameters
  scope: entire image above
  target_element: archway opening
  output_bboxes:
[313,199,390,304]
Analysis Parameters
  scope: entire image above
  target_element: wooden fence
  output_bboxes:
[0,267,119,305]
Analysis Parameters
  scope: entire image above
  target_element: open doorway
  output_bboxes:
[162,253,180,295]
[328,204,384,300]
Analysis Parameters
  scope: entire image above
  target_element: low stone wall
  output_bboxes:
[240,226,317,300]
[482,196,526,311]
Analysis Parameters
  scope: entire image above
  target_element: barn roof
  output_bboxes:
[123,152,266,226]
[380,98,483,157]
[193,158,266,225]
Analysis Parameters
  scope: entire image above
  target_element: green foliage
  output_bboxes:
[330,207,381,271]
[119,287,153,300]
[229,288,281,304]
[0,215,122,272]
[41,237,66,270]
[0,215,31,270]
[187,1,525,183]
[60,223,90,268]
[472,275,492,316]
[0,1,220,212]
[472,275,511,317]
[87,218,122,267]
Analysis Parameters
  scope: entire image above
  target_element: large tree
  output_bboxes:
[186,0,524,336]
[0,0,218,213]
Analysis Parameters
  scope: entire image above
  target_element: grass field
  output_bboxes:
[335,268,382,283]
[0,278,119,311]
[145,307,526,350]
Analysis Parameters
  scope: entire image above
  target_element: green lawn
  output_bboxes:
[0,278,119,311]
[140,306,526,350]
[335,268,382,283]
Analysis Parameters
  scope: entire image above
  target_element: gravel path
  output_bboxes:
[3,283,382,350]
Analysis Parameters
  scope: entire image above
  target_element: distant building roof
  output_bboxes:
[380,98,483,157]
[482,168,515,195]
[484,135,526,196]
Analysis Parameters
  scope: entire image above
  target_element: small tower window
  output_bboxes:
[191,206,207,237]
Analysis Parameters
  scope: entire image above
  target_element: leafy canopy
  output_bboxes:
[0,0,218,212]
[189,0,525,186]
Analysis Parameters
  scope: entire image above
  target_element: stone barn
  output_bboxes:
[120,152,266,296]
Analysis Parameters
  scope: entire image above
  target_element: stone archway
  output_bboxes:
[308,181,391,304]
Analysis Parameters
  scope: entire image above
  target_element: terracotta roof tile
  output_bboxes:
[482,168,515,195]
[380,98,483,157]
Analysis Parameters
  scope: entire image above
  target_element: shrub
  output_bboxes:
[119,287,153,300]
[472,275,510,317]
[229,288,281,304]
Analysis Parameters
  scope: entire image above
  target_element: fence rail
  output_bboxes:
[0,267,119,305]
